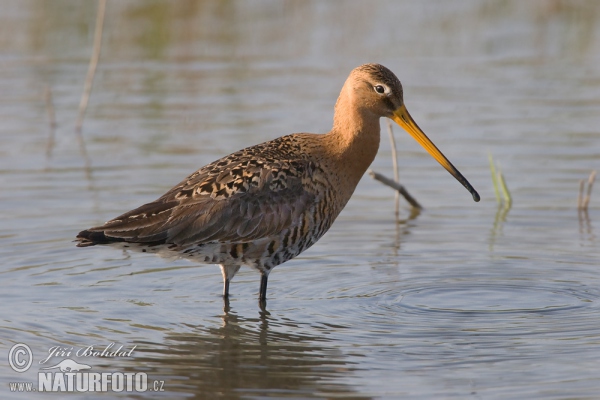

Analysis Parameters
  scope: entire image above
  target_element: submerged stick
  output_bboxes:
[369,170,422,209]
[579,170,596,211]
[44,85,57,161]
[45,85,57,130]
[370,120,422,211]
[578,179,585,210]
[386,119,401,215]
[386,120,400,185]
[75,0,106,133]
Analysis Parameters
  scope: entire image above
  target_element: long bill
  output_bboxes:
[391,104,480,202]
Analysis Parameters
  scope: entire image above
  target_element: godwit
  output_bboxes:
[76,64,479,302]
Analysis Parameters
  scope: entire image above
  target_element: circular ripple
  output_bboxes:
[396,283,596,314]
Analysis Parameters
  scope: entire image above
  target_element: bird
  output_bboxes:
[76,63,480,302]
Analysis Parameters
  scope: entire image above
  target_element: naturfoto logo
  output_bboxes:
[8,342,164,393]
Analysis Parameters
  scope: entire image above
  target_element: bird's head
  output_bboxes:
[347,63,480,202]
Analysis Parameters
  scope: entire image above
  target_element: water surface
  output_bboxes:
[1,1,599,399]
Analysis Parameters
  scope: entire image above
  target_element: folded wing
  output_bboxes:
[76,144,316,247]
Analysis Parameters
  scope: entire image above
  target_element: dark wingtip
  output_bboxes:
[472,190,480,202]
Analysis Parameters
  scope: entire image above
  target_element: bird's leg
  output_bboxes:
[259,274,268,301]
[258,297,268,313]
[222,294,231,314]
[258,275,268,311]
[223,279,230,298]
[219,264,240,299]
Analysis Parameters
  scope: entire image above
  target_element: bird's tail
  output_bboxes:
[75,230,124,247]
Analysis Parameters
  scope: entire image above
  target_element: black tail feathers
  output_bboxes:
[75,230,125,247]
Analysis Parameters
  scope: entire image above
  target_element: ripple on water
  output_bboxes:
[361,281,600,364]
[394,283,597,315]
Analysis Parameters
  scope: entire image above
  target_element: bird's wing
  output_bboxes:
[82,142,318,246]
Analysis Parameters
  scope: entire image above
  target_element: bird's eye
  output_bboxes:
[374,85,386,94]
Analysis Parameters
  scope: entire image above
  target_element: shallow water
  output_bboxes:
[1,1,599,398]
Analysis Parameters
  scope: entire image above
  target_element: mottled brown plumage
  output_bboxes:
[76,63,479,302]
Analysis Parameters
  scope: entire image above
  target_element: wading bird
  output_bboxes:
[76,64,479,303]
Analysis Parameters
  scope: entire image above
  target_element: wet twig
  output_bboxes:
[75,0,106,133]
[386,120,401,215]
[368,120,422,211]
[44,85,57,162]
[44,85,57,130]
[578,170,596,211]
[369,170,423,209]
[578,170,596,242]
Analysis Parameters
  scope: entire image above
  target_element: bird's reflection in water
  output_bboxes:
[126,304,371,399]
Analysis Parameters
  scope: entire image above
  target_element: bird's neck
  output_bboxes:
[325,89,381,186]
